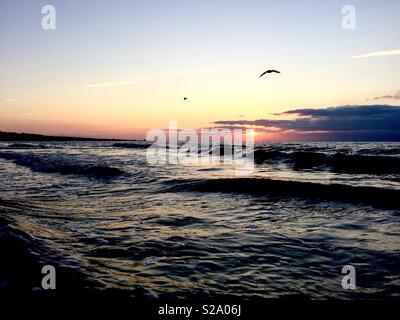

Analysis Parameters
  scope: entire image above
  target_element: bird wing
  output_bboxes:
[260,70,281,77]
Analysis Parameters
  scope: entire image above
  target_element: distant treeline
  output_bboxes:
[0,131,128,141]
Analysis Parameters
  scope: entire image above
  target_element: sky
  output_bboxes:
[0,0,399,140]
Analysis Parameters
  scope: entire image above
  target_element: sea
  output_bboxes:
[0,141,399,300]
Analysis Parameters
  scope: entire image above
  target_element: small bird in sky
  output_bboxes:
[183,97,188,101]
[259,69,281,78]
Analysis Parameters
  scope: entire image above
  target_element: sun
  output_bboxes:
[248,130,256,137]
[245,129,258,140]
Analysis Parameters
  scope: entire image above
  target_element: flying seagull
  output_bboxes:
[259,69,281,78]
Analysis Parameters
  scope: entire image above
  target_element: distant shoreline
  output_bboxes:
[1,131,400,143]
[0,131,136,142]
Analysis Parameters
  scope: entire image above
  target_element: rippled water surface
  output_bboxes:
[0,141,399,299]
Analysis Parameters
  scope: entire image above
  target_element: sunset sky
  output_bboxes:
[0,0,399,140]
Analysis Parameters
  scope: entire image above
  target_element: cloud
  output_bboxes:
[214,105,400,141]
[84,81,136,88]
[25,113,47,117]
[219,60,233,65]
[373,90,400,101]
[352,49,400,59]
[4,98,19,103]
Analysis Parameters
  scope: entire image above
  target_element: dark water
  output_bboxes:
[0,141,399,299]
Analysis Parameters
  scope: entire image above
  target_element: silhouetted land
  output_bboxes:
[0,131,131,141]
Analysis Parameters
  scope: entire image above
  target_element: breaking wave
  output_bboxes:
[2,143,49,149]
[253,149,400,174]
[0,152,123,177]
[165,177,400,208]
[112,142,152,149]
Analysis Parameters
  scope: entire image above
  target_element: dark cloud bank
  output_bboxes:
[214,105,400,141]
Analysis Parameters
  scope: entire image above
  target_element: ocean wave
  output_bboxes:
[253,149,286,163]
[0,214,93,291]
[0,152,123,177]
[323,153,400,174]
[165,178,400,208]
[112,142,152,149]
[253,150,400,174]
[2,143,49,149]
[0,216,44,289]
[356,148,400,156]
[154,215,204,227]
